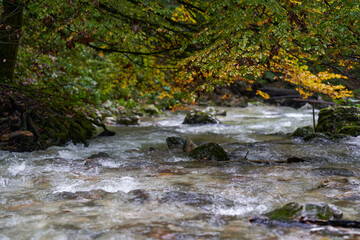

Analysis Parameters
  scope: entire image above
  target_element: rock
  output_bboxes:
[189,143,229,161]
[315,106,360,137]
[160,191,234,207]
[116,116,139,125]
[141,104,161,115]
[311,167,354,177]
[265,202,343,221]
[128,189,150,204]
[292,126,313,138]
[53,189,108,200]
[183,139,197,153]
[85,152,111,166]
[88,152,110,159]
[166,136,187,149]
[204,107,226,116]
[183,110,221,124]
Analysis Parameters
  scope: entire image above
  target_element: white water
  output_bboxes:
[1,106,360,239]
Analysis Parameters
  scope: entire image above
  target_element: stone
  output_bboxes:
[116,116,139,125]
[160,191,234,207]
[53,189,108,200]
[311,167,354,177]
[128,189,150,204]
[166,136,187,149]
[141,104,161,115]
[183,111,221,124]
[88,152,110,159]
[265,202,343,221]
[189,143,229,161]
[292,126,313,138]
[183,139,197,153]
[315,106,360,137]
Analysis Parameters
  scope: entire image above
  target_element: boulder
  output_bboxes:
[292,126,313,138]
[189,143,229,161]
[183,138,198,153]
[265,202,343,221]
[315,106,360,137]
[166,136,187,149]
[141,104,161,116]
[183,110,221,124]
[116,116,139,125]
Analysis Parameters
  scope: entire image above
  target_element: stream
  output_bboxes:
[1,105,360,239]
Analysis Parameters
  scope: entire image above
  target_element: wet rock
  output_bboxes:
[204,107,227,116]
[189,143,229,161]
[265,202,343,221]
[183,138,198,153]
[116,116,140,125]
[160,191,234,207]
[85,152,111,166]
[88,152,110,159]
[166,136,187,150]
[141,104,161,116]
[3,130,34,142]
[292,126,313,138]
[183,110,221,124]
[53,189,108,200]
[315,106,360,137]
[158,168,186,175]
[185,214,237,227]
[311,168,354,177]
[128,189,150,204]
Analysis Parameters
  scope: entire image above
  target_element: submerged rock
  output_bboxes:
[53,189,108,200]
[265,202,343,221]
[85,152,111,166]
[128,189,150,204]
[183,110,221,124]
[315,106,360,137]
[160,191,234,207]
[311,167,354,177]
[189,143,229,161]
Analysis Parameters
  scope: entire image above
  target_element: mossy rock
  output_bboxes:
[183,111,221,124]
[315,106,360,136]
[266,202,343,221]
[189,142,229,161]
[292,126,313,138]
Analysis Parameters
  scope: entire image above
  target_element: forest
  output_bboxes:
[1,0,360,239]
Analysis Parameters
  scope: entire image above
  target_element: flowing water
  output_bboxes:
[1,106,360,239]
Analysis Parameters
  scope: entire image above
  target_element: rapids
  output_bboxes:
[1,106,360,239]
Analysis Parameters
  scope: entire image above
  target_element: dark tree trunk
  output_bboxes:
[0,0,23,82]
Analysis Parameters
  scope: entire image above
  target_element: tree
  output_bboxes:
[0,0,23,81]
[3,0,360,107]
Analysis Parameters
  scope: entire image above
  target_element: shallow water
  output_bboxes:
[1,106,360,239]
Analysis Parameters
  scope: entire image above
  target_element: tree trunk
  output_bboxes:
[0,0,23,82]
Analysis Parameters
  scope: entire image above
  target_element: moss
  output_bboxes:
[292,126,313,137]
[266,202,303,221]
[338,126,360,136]
[315,106,360,136]
[189,143,229,161]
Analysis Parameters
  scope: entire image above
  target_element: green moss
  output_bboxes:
[266,202,303,221]
[338,126,360,136]
[316,107,360,136]
[292,126,313,137]
[189,143,229,161]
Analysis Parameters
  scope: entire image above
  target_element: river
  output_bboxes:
[1,106,360,239]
